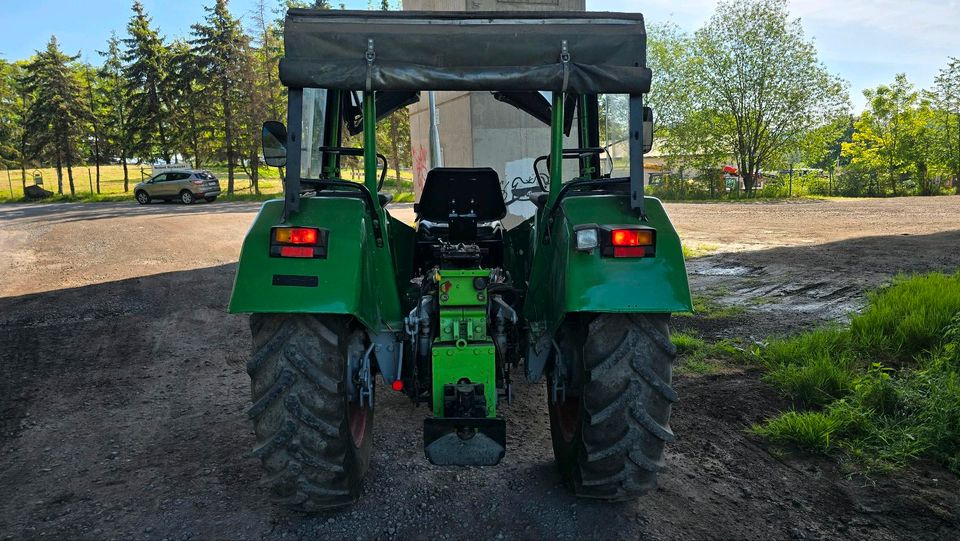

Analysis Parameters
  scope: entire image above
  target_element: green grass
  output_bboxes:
[671,331,749,375]
[753,272,960,474]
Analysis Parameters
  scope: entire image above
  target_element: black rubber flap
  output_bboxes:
[280,9,650,93]
[423,417,506,466]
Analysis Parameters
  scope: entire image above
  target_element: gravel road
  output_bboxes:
[2,197,959,540]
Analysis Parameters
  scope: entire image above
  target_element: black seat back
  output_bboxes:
[416,168,507,223]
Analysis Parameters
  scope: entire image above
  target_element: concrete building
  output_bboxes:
[403,0,586,227]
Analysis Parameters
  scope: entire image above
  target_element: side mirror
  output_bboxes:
[642,106,654,154]
[262,121,287,167]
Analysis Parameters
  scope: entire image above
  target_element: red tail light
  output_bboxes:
[270,227,328,259]
[274,227,319,245]
[611,229,653,247]
[279,246,315,258]
[596,226,656,258]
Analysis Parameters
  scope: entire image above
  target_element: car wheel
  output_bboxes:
[204,196,217,203]
[135,191,151,205]
[180,190,195,205]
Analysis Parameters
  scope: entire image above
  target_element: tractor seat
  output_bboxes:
[415,168,507,223]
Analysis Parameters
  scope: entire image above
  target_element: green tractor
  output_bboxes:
[230,9,691,510]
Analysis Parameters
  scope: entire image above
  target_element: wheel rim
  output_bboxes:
[554,394,580,443]
[138,193,147,203]
[348,401,369,447]
[182,193,191,203]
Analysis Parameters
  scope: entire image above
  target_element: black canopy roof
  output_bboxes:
[279,9,651,94]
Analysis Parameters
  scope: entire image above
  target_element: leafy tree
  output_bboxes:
[239,0,286,194]
[0,60,24,179]
[690,0,849,195]
[123,1,172,163]
[21,37,90,196]
[98,33,134,191]
[192,0,248,194]
[375,0,410,188]
[647,23,727,197]
[931,57,960,194]
[843,74,917,195]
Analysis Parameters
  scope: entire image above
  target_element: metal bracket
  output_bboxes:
[365,38,376,92]
[549,339,565,404]
[368,330,403,385]
[358,344,375,408]
[560,40,571,92]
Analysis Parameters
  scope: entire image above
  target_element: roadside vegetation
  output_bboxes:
[752,272,960,473]
[3,0,957,205]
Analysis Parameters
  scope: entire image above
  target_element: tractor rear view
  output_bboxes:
[229,9,691,510]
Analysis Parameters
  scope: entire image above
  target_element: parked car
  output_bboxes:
[134,170,221,205]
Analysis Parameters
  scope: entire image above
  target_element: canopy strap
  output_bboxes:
[365,38,376,92]
[560,40,571,92]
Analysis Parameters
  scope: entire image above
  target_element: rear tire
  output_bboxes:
[548,314,677,500]
[247,314,373,511]
[135,190,150,205]
[180,190,194,204]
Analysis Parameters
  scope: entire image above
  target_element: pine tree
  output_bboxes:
[168,39,211,167]
[123,1,172,164]
[99,33,134,191]
[82,65,103,193]
[192,0,248,194]
[21,36,89,196]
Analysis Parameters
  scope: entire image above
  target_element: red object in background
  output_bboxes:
[391,380,404,391]
[722,165,738,174]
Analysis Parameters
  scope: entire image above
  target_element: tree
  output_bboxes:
[123,1,172,164]
[690,0,849,195]
[81,65,104,193]
[647,23,727,197]
[842,74,918,196]
[375,0,410,189]
[167,39,212,167]
[931,57,960,194]
[238,0,285,194]
[98,33,134,191]
[0,60,23,180]
[192,0,248,194]
[21,37,90,196]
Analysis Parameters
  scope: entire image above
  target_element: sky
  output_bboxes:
[1,0,957,111]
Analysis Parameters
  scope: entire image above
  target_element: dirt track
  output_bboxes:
[2,197,960,540]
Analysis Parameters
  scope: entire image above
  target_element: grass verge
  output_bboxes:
[752,272,960,474]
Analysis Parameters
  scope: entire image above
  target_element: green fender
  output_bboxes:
[228,197,412,332]
[523,195,692,335]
